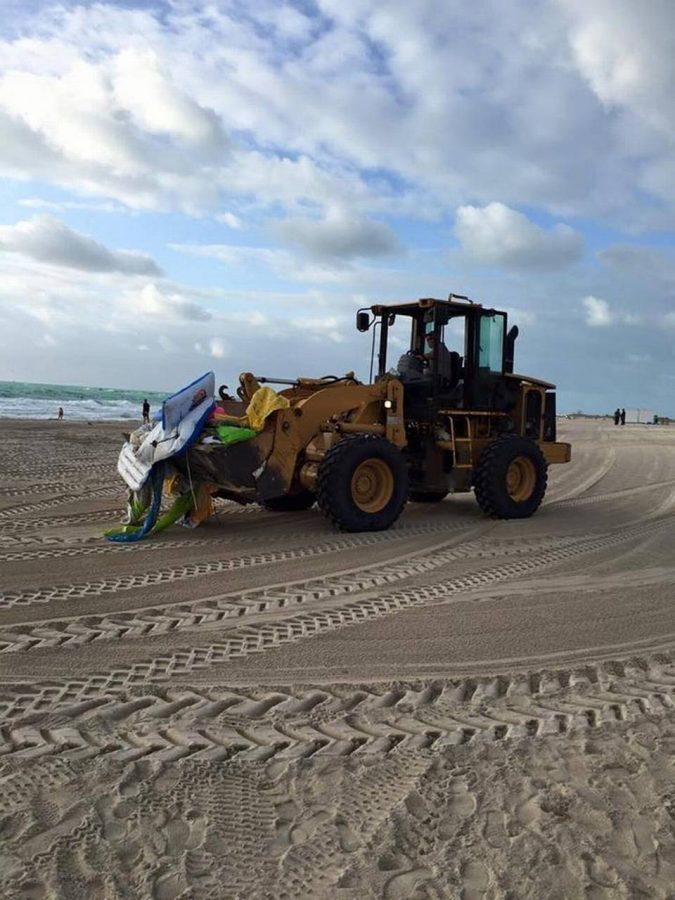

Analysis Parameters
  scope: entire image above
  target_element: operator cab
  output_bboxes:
[357,295,519,417]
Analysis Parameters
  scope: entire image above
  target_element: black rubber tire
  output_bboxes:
[473,435,547,519]
[408,490,448,503]
[262,490,316,512]
[317,435,408,532]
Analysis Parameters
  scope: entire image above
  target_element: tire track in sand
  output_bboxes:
[0,515,473,563]
[550,477,675,509]
[545,445,615,504]
[0,496,261,535]
[0,515,669,712]
[0,486,125,521]
[0,522,496,611]
[1,656,672,763]
[0,534,585,650]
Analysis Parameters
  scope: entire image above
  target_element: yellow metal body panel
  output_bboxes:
[263,377,405,493]
[540,441,572,464]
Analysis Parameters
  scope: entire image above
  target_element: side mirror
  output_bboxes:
[356,311,370,332]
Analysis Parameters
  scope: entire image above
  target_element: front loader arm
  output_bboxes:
[255,380,404,501]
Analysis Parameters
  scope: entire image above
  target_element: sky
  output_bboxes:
[0,0,673,414]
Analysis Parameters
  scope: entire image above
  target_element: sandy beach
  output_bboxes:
[0,416,674,898]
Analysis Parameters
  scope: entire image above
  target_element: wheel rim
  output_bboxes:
[505,455,536,502]
[351,458,394,513]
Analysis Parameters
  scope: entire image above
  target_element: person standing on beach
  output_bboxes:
[142,398,150,424]
[620,408,626,426]
[57,407,64,420]
[613,408,620,425]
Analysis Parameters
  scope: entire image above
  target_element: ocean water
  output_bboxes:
[0,381,168,421]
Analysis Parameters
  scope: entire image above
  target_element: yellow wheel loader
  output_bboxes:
[178,295,571,531]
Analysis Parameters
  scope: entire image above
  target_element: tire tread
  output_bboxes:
[473,434,548,519]
[317,435,408,531]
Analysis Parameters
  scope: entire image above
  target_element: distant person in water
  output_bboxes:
[613,408,620,425]
[57,407,64,420]
[620,408,626,426]
[142,398,150,424]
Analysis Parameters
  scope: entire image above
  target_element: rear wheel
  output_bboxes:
[262,490,315,512]
[317,435,408,531]
[473,435,547,518]
[408,489,448,503]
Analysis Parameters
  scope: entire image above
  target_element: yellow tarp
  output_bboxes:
[245,386,290,431]
[214,386,290,432]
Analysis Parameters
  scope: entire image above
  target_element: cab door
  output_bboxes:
[472,312,507,408]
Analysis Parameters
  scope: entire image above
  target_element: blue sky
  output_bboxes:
[0,0,673,413]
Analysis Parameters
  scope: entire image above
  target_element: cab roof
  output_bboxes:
[370,297,492,316]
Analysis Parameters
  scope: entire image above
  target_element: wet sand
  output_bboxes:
[0,417,674,898]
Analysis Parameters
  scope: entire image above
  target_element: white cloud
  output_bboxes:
[170,242,341,284]
[170,239,407,287]
[582,295,612,327]
[455,203,584,269]
[171,242,288,270]
[157,334,178,353]
[0,252,361,393]
[0,1,673,226]
[561,0,675,222]
[0,46,229,213]
[0,215,162,275]
[19,197,125,214]
[215,212,243,229]
[208,337,228,358]
[133,283,210,322]
[194,338,228,358]
[562,0,675,138]
[221,150,376,215]
[111,48,226,151]
[275,207,401,262]
[289,316,345,343]
[599,245,675,295]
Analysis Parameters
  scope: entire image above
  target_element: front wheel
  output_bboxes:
[473,436,547,519]
[317,435,408,531]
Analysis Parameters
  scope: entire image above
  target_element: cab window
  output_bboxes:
[479,314,505,373]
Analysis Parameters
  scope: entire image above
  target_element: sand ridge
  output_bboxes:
[0,417,674,898]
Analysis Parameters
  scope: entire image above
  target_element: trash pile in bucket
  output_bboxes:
[106,372,288,543]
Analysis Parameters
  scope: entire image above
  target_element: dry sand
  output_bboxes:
[0,417,674,898]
